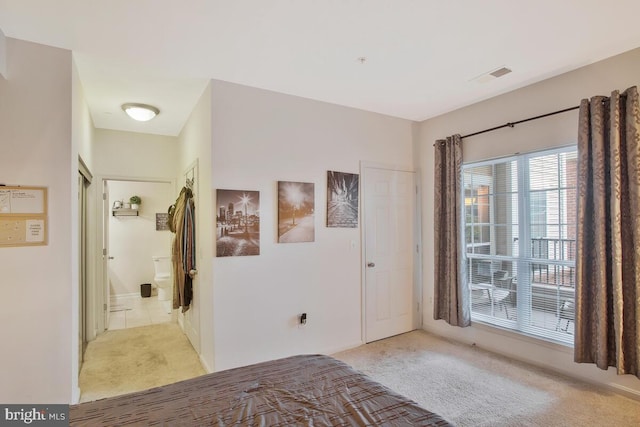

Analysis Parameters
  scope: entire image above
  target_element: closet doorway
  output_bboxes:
[78,159,92,370]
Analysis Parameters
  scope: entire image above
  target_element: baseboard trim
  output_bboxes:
[325,340,364,356]
[476,341,640,401]
[71,386,81,405]
[606,383,640,401]
[422,326,640,401]
[110,292,140,301]
[199,354,213,374]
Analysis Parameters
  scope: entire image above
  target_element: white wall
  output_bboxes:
[93,129,178,178]
[0,38,73,403]
[416,47,640,397]
[108,181,173,296]
[177,83,212,369]
[73,60,95,172]
[210,80,414,371]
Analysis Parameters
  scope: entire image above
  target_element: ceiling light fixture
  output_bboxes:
[121,103,160,121]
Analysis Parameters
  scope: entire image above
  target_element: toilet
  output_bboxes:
[152,256,173,314]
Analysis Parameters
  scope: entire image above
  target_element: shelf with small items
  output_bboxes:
[112,208,139,217]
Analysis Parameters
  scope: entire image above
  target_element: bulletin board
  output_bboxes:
[0,186,48,247]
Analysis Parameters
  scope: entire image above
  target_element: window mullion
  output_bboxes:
[517,155,530,329]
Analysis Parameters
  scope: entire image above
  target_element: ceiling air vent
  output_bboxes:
[470,66,513,84]
[490,67,512,78]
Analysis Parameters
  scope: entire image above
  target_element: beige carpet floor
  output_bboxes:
[79,325,640,426]
[333,330,640,427]
[78,322,206,403]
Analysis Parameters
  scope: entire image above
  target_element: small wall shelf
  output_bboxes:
[112,208,139,217]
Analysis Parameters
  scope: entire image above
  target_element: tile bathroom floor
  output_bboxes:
[108,295,172,330]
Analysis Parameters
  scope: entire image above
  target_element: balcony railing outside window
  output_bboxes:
[463,147,577,345]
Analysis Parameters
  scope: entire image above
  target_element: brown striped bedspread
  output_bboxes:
[70,354,451,426]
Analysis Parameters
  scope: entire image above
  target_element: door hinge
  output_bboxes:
[103,248,107,256]
[103,303,107,311]
[416,244,419,253]
[103,193,107,200]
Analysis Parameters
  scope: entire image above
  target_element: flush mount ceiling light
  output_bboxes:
[121,103,160,122]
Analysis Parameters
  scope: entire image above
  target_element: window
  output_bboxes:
[462,147,577,345]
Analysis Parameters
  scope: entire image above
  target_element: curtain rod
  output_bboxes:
[461,105,579,139]
[434,105,580,145]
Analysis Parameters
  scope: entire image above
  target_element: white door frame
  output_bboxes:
[360,161,422,343]
[89,175,175,337]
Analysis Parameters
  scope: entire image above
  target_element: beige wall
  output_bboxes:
[177,83,213,370]
[0,38,73,403]
[210,80,414,371]
[93,129,178,178]
[0,27,6,78]
[73,61,95,172]
[416,47,640,397]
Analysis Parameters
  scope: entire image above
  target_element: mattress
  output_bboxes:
[70,354,451,426]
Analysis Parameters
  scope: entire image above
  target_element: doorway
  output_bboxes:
[101,179,174,331]
[362,165,421,343]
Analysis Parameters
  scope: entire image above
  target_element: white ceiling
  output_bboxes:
[2,1,640,136]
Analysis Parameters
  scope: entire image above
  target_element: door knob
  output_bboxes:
[108,256,114,260]
[367,262,375,268]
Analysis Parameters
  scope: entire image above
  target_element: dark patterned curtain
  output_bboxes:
[433,134,469,327]
[575,86,640,378]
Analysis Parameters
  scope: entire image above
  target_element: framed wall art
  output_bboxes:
[326,171,359,228]
[277,181,314,243]
[215,189,260,256]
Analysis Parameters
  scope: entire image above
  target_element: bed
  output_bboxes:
[70,354,451,426]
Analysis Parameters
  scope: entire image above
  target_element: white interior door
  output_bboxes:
[363,166,417,342]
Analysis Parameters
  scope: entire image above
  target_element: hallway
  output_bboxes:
[79,323,206,403]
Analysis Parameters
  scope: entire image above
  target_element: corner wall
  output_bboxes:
[0,38,73,403]
[416,47,640,397]
[71,49,97,403]
[210,80,414,371]
[177,83,213,371]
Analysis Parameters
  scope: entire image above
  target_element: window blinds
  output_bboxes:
[462,147,577,345]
